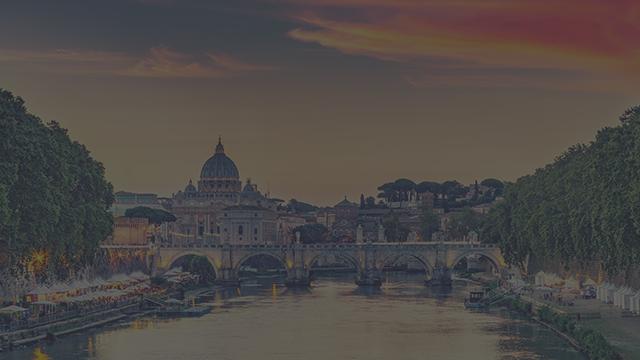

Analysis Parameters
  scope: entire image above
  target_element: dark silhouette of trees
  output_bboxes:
[420,207,440,241]
[124,206,176,224]
[0,89,113,280]
[483,106,640,276]
[293,223,329,244]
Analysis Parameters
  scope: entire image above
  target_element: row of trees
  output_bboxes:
[482,106,640,276]
[375,178,504,209]
[0,89,114,282]
[124,206,176,224]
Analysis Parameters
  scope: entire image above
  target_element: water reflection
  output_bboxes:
[3,274,584,360]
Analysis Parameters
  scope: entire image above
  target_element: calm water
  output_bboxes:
[2,274,583,360]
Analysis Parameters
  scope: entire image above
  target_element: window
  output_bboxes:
[238,225,244,235]
[217,226,220,234]
[254,228,258,235]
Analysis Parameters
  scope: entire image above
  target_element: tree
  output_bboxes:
[377,182,395,202]
[393,178,416,202]
[0,89,114,281]
[383,212,410,242]
[288,199,318,213]
[480,178,505,197]
[482,106,640,276]
[415,181,441,195]
[447,208,484,240]
[293,223,329,244]
[420,206,440,241]
[441,180,466,200]
[124,206,176,224]
[365,196,376,208]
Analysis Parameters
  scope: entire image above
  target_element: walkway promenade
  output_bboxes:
[523,292,640,359]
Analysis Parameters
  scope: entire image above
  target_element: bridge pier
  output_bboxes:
[285,243,311,287]
[426,266,452,286]
[215,267,241,287]
[355,271,382,287]
[355,241,382,287]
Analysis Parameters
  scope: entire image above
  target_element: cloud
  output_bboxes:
[284,0,640,90]
[0,46,274,79]
[122,46,274,78]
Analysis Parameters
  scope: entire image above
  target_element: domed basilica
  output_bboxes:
[167,138,279,244]
[179,138,241,202]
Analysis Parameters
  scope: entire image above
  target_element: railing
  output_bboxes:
[0,299,138,334]
[157,241,498,251]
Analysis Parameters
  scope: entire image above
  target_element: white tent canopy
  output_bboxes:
[0,305,28,314]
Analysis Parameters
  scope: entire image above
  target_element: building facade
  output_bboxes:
[218,205,278,244]
[165,138,280,246]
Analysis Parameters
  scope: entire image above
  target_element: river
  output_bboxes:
[1,274,584,360]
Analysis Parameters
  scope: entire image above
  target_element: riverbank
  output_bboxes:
[500,294,622,360]
[0,300,141,352]
[517,289,640,359]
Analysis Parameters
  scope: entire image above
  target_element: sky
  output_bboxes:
[1,0,638,206]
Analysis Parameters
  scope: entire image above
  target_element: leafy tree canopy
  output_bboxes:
[483,106,640,276]
[288,199,318,213]
[0,89,114,280]
[124,206,176,224]
[293,223,329,244]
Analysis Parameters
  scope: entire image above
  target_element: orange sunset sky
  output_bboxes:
[2,0,639,205]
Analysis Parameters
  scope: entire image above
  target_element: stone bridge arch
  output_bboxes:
[305,251,361,274]
[447,249,504,274]
[165,250,220,279]
[377,252,434,275]
[231,251,290,279]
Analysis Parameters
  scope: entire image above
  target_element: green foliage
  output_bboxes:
[420,206,440,240]
[376,178,417,203]
[447,208,484,239]
[365,196,376,208]
[480,178,505,196]
[124,206,176,224]
[293,223,329,244]
[288,199,318,213]
[483,106,640,276]
[415,181,441,194]
[536,306,620,359]
[0,89,114,279]
[383,212,410,242]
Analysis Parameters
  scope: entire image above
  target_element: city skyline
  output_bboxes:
[2,0,638,205]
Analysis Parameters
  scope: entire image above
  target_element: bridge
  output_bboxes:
[149,241,506,287]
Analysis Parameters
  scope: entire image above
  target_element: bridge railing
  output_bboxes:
[157,241,499,250]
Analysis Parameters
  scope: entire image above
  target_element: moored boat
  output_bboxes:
[464,291,487,309]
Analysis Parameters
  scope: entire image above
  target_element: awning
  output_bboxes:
[0,305,28,313]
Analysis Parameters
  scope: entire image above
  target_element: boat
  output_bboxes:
[154,298,212,317]
[464,291,487,309]
[154,305,212,318]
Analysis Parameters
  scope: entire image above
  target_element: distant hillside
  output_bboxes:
[483,106,640,279]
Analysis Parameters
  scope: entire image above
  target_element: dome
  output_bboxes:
[335,196,357,208]
[200,138,240,179]
[242,179,258,193]
[184,179,197,193]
